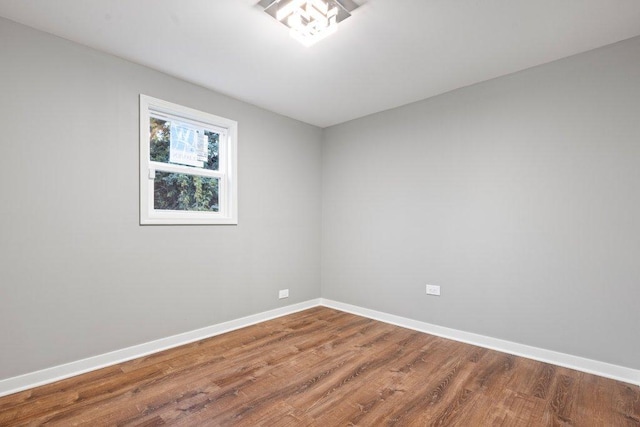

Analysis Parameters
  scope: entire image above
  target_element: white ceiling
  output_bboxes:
[1,1,640,128]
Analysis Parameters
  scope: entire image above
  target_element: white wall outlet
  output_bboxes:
[426,284,441,296]
[278,289,289,299]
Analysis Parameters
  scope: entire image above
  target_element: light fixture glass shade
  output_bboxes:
[265,0,352,46]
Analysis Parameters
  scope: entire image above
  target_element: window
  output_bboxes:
[140,95,238,225]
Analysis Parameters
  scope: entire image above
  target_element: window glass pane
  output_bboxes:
[150,117,219,171]
[153,171,219,212]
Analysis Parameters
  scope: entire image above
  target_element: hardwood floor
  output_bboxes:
[0,307,638,426]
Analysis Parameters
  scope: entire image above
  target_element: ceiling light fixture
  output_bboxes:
[260,0,358,47]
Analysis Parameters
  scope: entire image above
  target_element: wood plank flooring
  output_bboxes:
[0,307,638,426]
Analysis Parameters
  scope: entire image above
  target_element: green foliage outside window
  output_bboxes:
[150,118,220,212]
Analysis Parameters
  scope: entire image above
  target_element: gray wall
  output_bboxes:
[0,18,322,380]
[322,37,640,370]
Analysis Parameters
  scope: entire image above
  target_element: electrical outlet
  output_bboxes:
[278,289,289,299]
[426,284,441,296]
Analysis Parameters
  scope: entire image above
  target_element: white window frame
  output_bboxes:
[140,95,238,225]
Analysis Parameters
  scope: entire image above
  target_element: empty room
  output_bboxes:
[0,0,639,425]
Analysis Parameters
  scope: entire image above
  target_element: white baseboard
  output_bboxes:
[320,298,640,387]
[2,297,637,398]
[0,299,321,398]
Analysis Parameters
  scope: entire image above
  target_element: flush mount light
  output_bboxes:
[259,0,358,46]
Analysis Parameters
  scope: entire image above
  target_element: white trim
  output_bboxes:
[149,161,224,179]
[2,297,637,398]
[0,299,321,398]
[320,299,640,387]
